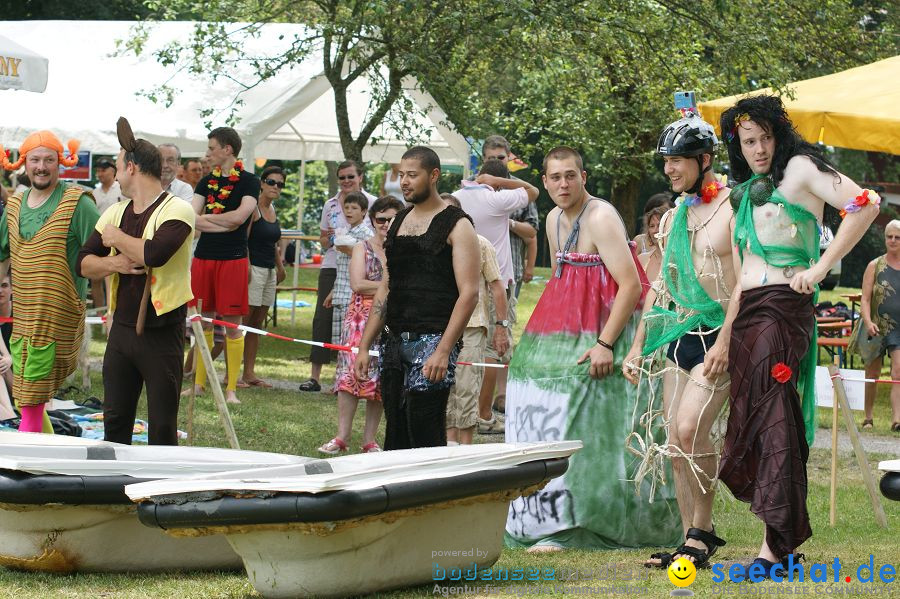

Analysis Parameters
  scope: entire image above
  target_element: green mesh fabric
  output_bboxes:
[732,174,819,269]
[642,203,726,356]
[732,173,820,446]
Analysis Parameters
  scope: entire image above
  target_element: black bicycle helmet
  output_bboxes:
[657,111,718,193]
[657,111,718,156]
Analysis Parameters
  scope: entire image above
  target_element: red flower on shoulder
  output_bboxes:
[771,362,792,383]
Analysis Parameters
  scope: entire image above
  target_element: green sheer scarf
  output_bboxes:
[642,203,725,356]
[732,174,819,446]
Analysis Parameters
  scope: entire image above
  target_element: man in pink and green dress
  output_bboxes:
[505,146,681,551]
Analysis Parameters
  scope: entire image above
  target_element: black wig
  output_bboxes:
[720,95,838,186]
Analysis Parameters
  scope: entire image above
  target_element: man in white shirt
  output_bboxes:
[299,160,376,392]
[93,159,123,213]
[453,159,538,432]
[158,143,194,202]
[91,158,126,308]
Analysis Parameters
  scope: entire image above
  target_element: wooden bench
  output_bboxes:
[818,336,850,367]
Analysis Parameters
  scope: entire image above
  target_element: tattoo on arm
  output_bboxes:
[373,299,387,318]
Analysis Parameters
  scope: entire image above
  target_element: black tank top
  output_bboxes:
[248,208,282,268]
[384,205,471,334]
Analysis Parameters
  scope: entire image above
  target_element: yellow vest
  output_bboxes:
[97,193,195,317]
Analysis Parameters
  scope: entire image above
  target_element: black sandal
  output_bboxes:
[643,527,726,569]
[675,527,726,569]
[644,550,675,569]
[298,378,321,392]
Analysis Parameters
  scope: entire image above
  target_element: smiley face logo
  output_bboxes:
[668,557,696,587]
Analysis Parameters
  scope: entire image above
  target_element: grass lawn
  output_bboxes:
[1,270,897,597]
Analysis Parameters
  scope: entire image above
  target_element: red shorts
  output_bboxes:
[189,257,249,316]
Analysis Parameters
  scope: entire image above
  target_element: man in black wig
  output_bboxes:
[719,95,879,578]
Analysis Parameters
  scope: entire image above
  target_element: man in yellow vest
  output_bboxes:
[78,117,195,445]
[0,131,100,434]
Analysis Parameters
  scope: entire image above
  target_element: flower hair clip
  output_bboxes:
[839,189,881,218]
[725,112,751,142]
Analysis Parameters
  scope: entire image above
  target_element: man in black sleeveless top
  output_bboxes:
[354,146,480,449]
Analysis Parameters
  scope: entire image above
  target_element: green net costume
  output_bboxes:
[731,173,819,446]
[628,197,733,496]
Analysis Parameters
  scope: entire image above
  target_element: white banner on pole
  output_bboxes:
[815,366,865,411]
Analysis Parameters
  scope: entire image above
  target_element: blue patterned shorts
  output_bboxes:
[380,332,460,393]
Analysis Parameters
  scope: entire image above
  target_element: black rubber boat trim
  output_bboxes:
[0,470,153,505]
[881,472,900,501]
[137,457,570,530]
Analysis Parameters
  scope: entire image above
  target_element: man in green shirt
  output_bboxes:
[0,130,100,433]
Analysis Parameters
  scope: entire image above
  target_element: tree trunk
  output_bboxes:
[610,175,641,237]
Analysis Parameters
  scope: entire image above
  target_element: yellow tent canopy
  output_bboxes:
[698,55,900,156]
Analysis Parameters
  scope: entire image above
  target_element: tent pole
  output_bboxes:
[292,158,306,326]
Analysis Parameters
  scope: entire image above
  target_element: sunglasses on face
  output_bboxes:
[338,175,357,181]
[264,178,285,188]
[374,216,392,224]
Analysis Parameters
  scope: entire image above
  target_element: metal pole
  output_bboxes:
[291,158,306,326]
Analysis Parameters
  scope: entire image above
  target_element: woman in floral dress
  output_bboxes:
[319,196,404,454]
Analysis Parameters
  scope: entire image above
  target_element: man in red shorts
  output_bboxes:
[188,126,260,404]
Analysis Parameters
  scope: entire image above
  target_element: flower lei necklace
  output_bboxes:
[682,180,725,207]
[206,160,243,214]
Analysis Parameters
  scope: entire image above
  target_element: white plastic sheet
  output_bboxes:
[125,441,583,499]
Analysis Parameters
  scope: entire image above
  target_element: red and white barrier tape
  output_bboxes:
[189,315,509,369]
[2,314,509,369]
[829,372,900,385]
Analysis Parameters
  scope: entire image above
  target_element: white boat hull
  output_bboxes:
[229,498,507,598]
[0,502,241,572]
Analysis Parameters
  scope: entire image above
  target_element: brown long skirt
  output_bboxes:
[719,284,814,558]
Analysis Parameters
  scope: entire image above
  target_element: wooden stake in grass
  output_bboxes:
[830,357,839,527]
[827,364,888,528]
[188,305,240,450]
[186,301,201,446]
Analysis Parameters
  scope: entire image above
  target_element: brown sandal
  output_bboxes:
[862,419,874,430]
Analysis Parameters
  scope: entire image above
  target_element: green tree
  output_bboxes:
[125,0,894,236]
[420,0,897,233]
[125,0,521,163]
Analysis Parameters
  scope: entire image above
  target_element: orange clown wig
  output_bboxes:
[0,130,80,171]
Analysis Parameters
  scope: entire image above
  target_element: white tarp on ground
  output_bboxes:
[0,431,312,478]
[0,21,469,164]
[0,34,48,93]
[125,441,583,499]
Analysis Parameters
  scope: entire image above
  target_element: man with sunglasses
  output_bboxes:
[300,160,376,392]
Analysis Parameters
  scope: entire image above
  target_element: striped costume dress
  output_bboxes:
[7,186,85,407]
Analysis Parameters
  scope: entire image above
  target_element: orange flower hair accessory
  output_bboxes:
[0,130,80,171]
[725,113,751,142]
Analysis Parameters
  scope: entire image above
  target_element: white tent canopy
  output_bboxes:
[0,21,469,165]
[0,34,48,93]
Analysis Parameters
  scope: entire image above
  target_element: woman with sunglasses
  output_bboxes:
[239,166,287,388]
[319,196,405,454]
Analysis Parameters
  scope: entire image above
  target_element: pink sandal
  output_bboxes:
[318,438,348,455]
[361,442,382,453]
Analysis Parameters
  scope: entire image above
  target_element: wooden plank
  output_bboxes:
[828,364,888,528]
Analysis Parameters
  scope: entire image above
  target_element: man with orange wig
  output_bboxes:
[0,131,100,433]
